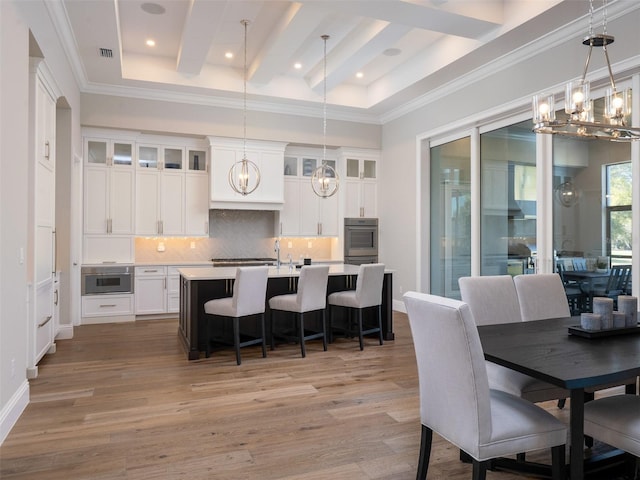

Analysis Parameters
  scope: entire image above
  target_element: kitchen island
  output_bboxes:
[178,264,394,360]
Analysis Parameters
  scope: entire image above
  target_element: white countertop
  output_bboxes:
[178,264,372,280]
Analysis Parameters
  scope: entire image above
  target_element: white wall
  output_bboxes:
[0,0,31,443]
[1,0,82,443]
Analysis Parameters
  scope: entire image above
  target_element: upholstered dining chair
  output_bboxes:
[269,265,329,358]
[513,273,571,322]
[203,266,269,365]
[459,275,569,404]
[327,263,385,350]
[403,291,567,480]
[584,394,640,477]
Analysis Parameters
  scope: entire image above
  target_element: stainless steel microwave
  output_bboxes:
[81,265,134,295]
[344,218,378,258]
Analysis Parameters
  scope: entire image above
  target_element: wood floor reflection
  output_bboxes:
[0,312,621,479]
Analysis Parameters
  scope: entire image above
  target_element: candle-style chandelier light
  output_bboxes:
[229,19,261,195]
[532,0,639,141]
[311,34,339,198]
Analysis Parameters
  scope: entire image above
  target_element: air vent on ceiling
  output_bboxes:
[99,48,113,58]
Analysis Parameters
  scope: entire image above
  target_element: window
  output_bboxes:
[606,162,632,265]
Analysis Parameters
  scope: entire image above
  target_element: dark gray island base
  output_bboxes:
[178,265,394,360]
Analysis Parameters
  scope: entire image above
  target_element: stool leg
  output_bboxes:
[205,316,211,358]
[358,309,364,350]
[260,312,267,358]
[233,317,241,365]
[377,304,383,345]
[270,309,276,350]
[299,312,306,358]
[321,309,327,351]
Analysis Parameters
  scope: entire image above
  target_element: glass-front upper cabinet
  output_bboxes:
[188,149,207,172]
[138,145,158,169]
[346,158,375,179]
[164,147,183,170]
[86,139,133,167]
[284,156,298,176]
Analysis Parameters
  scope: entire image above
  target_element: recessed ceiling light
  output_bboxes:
[383,48,401,57]
[146,39,156,47]
[141,2,166,15]
[225,52,233,59]
[356,72,364,79]
[294,62,302,70]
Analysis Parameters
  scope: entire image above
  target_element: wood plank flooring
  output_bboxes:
[0,312,601,479]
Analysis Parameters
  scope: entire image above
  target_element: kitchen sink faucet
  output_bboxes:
[274,239,281,269]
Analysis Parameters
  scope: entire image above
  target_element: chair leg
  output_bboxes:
[417,425,432,480]
[233,317,241,365]
[471,460,487,480]
[299,312,306,358]
[321,309,327,351]
[550,444,565,480]
[260,312,267,359]
[557,398,566,409]
[358,309,364,350]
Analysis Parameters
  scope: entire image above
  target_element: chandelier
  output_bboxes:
[229,19,261,195]
[532,0,640,141]
[311,35,339,198]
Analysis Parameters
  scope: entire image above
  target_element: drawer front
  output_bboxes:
[135,266,167,277]
[82,295,134,317]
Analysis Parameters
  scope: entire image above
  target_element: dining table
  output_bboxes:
[477,316,640,479]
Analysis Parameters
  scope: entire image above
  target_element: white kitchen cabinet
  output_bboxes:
[338,148,379,218]
[28,59,59,377]
[208,136,287,210]
[167,267,182,313]
[135,145,185,235]
[185,172,209,236]
[135,266,167,314]
[82,294,134,318]
[279,148,339,237]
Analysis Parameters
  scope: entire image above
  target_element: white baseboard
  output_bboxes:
[81,314,135,325]
[0,380,29,445]
[55,324,74,340]
[392,299,406,313]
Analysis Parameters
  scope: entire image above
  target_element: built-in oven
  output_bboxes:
[81,265,134,296]
[344,217,378,265]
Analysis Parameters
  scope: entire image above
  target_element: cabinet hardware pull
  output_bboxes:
[99,304,117,308]
[38,315,52,328]
[54,290,58,306]
[144,269,158,273]
[44,141,50,160]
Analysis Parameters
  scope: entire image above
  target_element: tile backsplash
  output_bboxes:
[135,209,336,263]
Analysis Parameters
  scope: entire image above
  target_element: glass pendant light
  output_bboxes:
[532,0,639,141]
[311,34,339,198]
[229,19,260,195]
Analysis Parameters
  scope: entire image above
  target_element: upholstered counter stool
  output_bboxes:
[327,263,385,350]
[203,266,269,365]
[269,265,329,358]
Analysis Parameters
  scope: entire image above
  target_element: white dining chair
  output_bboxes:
[513,273,571,321]
[584,394,640,477]
[459,275,569,404]
[327,263,385,350]
[203,266,269,365]
[403,291,567,480]
[269,265,329,358]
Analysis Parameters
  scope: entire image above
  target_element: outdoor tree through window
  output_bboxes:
[606,162,632,264]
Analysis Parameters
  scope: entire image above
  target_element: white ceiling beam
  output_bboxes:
[176,0,227,75]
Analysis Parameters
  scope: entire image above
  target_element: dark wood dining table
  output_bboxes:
[477,317,640,479]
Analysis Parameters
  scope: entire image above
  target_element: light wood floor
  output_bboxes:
[1,312,579,479]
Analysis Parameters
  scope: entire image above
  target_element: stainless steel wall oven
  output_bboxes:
[81,265,134,296]
[344,217,378,265]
